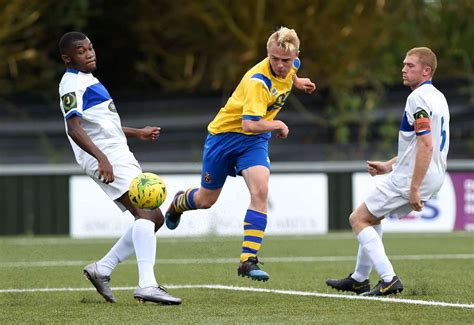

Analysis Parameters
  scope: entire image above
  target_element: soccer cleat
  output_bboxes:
[361,276,404,296]
[237,256,270,282]
[165,191,184,230]
[134,285,182,305]
[83,263,116,303]
[325,273,370,295]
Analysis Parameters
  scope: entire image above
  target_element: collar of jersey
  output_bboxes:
[66,68,80,74]
[419,80,432,86]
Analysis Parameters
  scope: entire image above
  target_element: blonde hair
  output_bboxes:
[267,27,300,53]
[407,47,437,76]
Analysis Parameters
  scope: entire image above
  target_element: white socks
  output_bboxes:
[97,226,135,276]
[356,226,395,282]
[96,218,158,288]
[132,219,158,288]
[352,224,382,282]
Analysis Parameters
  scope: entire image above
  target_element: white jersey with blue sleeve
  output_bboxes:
[388,81,450,199]
[59,68,131,172]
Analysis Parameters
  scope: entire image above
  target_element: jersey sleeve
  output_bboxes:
[59,77,85,120]
[242,73,272,120]
[407,92,432,136]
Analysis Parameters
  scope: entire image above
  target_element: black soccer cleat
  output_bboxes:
[237,256,270,282]
[361,275,404,296]
[165,191,184,230]
[326,273,370,295]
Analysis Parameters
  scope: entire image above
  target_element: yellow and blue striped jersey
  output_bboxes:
[207,57,300,135]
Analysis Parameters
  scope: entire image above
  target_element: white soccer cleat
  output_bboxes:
[83,263,116,303]
[133,285,182,305]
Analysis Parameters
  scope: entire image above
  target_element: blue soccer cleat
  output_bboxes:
[237,256,270,282]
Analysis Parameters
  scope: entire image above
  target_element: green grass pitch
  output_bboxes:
[1,232,473,323]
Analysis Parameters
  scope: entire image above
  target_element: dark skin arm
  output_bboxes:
[67,118,161,184]
[122,126,160,142]
[66,116,114,183]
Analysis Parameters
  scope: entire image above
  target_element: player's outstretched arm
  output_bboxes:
[123,126,160,142]
[67,116,114,183]
[293,75,316,94]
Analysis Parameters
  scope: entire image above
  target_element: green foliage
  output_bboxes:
[0,0,90,100]
[0,0,472,152]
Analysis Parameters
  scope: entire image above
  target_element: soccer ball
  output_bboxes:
[129,172,167,210]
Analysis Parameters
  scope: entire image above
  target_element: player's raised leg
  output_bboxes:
[165,187,222,230]
[165,188,197,229]
[165,145,226,231]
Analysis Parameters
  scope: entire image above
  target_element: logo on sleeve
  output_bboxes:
[108,101,117,113]
[61,92,77,112]
[203,171,212,184]
[413,109,429,119]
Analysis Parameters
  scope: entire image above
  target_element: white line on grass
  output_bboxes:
[0,284,473,309]
[1,254,473,268]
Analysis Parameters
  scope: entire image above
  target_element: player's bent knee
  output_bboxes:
[153,214,164,230]
[250,189,268,203]
[133,209,164,230]
[349,211,366,229]
[348,212,358,228]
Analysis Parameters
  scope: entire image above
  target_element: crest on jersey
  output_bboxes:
[204,171,212,184]
[61,92,77,112]
[413,109,429,120]
[108,101,117,113]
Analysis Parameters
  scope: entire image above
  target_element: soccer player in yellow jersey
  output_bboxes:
[165,27,316,281]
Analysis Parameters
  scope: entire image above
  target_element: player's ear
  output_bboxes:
[422,65,432,77]
[61,54,71,64]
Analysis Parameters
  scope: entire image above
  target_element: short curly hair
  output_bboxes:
[59,32,88,55]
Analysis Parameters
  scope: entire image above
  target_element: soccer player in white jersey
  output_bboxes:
[58,32,181,305]
[326,47,450,296]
